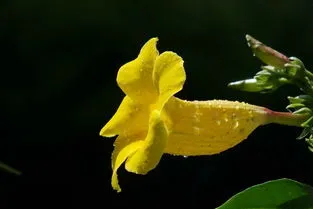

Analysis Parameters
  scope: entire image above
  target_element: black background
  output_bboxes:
[1,0,313,208]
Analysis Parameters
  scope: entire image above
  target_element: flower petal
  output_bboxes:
[164,97,268,155]
[111,135,144,192]
[125,110,168,174]
[153,51,186,110]
[100,96,149,137]
[117,38,159,104]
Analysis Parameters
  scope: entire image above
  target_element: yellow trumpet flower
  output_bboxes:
[100,38,307,192]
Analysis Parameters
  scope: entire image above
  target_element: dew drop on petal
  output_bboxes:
[233,121,239,129]
[223,114,229,122]
[193,126,201,135]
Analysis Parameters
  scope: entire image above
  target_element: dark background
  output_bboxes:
[1,0,313,208]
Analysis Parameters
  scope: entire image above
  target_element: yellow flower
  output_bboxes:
[100,38,272,192]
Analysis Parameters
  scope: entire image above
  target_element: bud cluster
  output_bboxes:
[228,35,313,151]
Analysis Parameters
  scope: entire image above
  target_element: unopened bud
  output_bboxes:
[227,78,264,92]
[246,34,290,68]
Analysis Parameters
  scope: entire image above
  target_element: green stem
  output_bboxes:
[0,161,22,175]
[292,79,313,96]
[265,109,310,127]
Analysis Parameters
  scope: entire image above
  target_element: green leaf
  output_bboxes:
[297,127,311,140]
[288,95,313,106]
[301,116,313,128]
[305,135,313,152]
[286,103,306,111]
[293,107,312,115]
[216,178,313,209]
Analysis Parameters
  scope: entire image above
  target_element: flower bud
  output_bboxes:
[246,34,290,68]
[227,78,264,92]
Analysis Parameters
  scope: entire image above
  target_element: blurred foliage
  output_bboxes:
[217,178,313,209]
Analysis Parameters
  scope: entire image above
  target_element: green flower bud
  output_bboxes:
[227,78,264,92]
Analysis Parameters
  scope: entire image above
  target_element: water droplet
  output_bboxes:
[233,121,239,129]
[193,126,201,135]
[183,156,188,158]
[193,104,202,123]
[195,111,203,117]
[193,114,200,123]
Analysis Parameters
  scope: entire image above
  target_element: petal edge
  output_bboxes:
[111,135,144,192]
[153,51,186,110]
[116,38,159,104]
[125,110,168,174]
[100,96,148,137]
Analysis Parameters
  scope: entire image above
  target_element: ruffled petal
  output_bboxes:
[125,110,168,174]
[153,52,186,110]
[100,96,149,137]
[117,38,159,104]
[164,97,268,155]
[111,135,144,192]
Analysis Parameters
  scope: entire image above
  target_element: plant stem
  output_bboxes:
[0,161,21,175]
[265,109,310,127]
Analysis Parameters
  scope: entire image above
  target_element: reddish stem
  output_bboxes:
[265,108,309,127]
